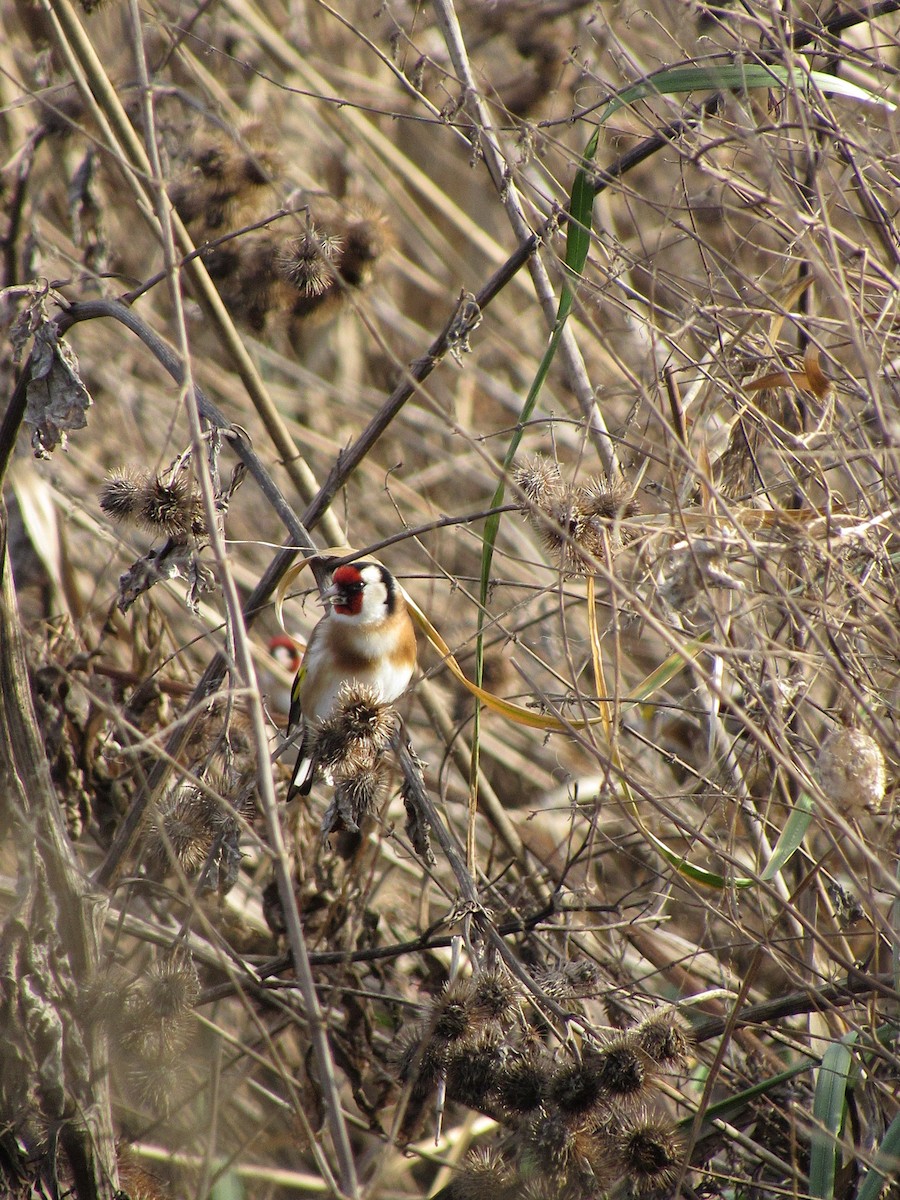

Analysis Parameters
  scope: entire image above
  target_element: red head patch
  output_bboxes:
[331,564,366,616]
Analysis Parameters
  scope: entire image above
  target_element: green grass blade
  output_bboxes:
[856,1112,900,1200]
[684,1057,816,1134]
[810,1036,857,1199]
[760,793,815,881]
[599,62,895,125]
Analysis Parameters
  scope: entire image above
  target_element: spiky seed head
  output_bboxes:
[582,481,641,549]
[445,1034,505,1109]
[568,1125,623,1192]
[124,1048,190,1117]
[143,955,200,1020]
[539,482,605,575]
[80,968,138,1028]
[521,1113,577,1176]
[617,1112,683,1193]
[549,1057,606,1119]
[450,1147,517,1200]
[99,470,143,522]
[278,227,343,296]
[634,1011,692,1068]
[816,726,887,814]
[430,978,479,1043]
[328,766,388,832]
[137,473,199,539]
[594,1039,647,1099]
[536,959,601,1000]
[395,1030,448,1094]
[146,788,220,876]
[471,968,520,1025]
[336,202,392,286]
[513,453,562,506]
[314,683,395,776]
[494,1053,549,1115]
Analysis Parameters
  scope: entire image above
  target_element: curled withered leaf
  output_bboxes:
[116,543,215,613]
[25,323,93,457]
[745,345,831,400]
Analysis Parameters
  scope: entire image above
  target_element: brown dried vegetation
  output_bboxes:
[1,1,899,1199]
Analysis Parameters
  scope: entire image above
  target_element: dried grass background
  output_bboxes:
[1,1,899,1198]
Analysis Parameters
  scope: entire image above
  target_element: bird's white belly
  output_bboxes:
[301,643,413,722]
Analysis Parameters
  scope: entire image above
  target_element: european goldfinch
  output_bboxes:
[285,561,417,799]
[262,634,303,719]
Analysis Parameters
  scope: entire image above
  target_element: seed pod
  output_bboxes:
[445,1033,506,1110]
[816,726,887,814]
[615,1110,684,1195]
[99,469,143,523]
[449,1147,517,1200]
[494,1052,549,1117]
[593,1038,648,1101]
[633,1010,692,1069]
[548,1057,605,1119]
[513,454,562,506]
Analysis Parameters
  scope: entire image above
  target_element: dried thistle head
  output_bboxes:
[816,725,887,814]
[314,683,396,776]
[548,1056,608,1121]
[210,231,287,333]
[278,224,343,297]
[142,954,200,1021]
[123,1049,192,1118]
[336,200,393,287]
[285,199,391,328]
[137,472,203,540]
[429,977,481,1044]
[471,967,521,1026]
[521,1112,578,1177]
[395,1029,448,1095]
[449,1147,517,1200]
[535,959,601,1001]
[99,469,143,523]
[615,1110,684,1194]
[494,1051,550,1117]
[324,765,388,834]
[513,453,562,507]
[170,124,282,234]
[513,456,638,575]
[582,479,640,544]
[445,1032,506,1110]
[593,1038,648,1101]
[633,1010,692,1069]
[146,786,225,877]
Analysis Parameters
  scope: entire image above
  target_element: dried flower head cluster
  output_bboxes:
[88,953,200,1118]
[143,700,255,893]
[513,455,639,575]
[315,682,398,834]
[99,467,205,541]
[168,124,283,237]
[144,781,241,895]
[98,454,244,612]
[169,125,391,341]
[397,966,690,1197]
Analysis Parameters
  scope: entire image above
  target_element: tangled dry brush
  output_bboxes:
[1,1,899,1199]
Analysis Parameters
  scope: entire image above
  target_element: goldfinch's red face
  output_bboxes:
[327,562,399,624]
